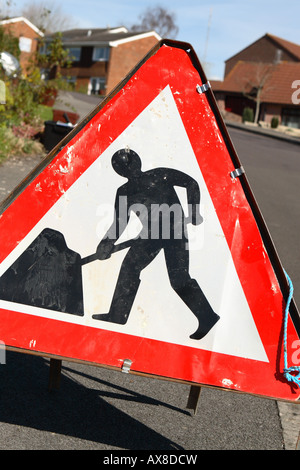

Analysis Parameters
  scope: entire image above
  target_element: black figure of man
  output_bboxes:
[92,149,219,340]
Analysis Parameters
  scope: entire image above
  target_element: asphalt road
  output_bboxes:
[0,127,299,451]
[228,127,300,302]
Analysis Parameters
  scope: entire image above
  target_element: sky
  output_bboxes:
[4,0,300,79]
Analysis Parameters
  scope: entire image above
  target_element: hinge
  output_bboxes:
[196,82,211,94]
[121,358,132,373]
[230,166,245,179]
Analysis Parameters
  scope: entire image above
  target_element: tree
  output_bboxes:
[241,63,274,124]
[0,0,14,20]
[0,25,20,60]
[21,0,77,33]
[130,5,179,39]
[29,31,73,106]
[36,32,72,78]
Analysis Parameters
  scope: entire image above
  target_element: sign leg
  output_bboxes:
[186,385,202,415]
[48,358,62,391]
[296,430,300,450]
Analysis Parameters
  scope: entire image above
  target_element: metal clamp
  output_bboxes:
[196,82,211,94]
[121,358,132,373]
[230,167,245,179]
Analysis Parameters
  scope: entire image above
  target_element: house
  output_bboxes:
[42,27,161,96]
[0,16,44,71]
[224,33,300,76]
[211,33,300,128]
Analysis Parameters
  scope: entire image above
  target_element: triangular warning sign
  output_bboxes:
[0,40,299,402]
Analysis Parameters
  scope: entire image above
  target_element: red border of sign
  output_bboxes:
[0,41,299,401]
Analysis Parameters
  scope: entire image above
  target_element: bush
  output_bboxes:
[271,116,279,128]
[0,29,71,163]
[242,107,254,123]
[0,125,45,163]
[0,77,49,162]
[0,77,42,125]
[37,104,53,122]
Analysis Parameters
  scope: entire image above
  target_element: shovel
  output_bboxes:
[81,239,133,265]
[0,229,133,317]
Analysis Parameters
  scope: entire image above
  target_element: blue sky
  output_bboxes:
[7,0,300,79]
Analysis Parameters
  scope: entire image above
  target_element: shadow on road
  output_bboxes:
[0,351,184,450]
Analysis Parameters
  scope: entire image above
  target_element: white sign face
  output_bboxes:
[0,85,268,362]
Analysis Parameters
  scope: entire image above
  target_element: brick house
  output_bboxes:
[42,27,161,95]
[211,33,300,128]
[0,16,44,71]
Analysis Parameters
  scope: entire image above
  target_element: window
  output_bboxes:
[63,76,77,88]
[19,37,32,53]
[282,108,300,129]
[89,77,106,95]
[67,47,81,62]
[92,47,110,62]
[274,49,282,64]
[39,43,49,55]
